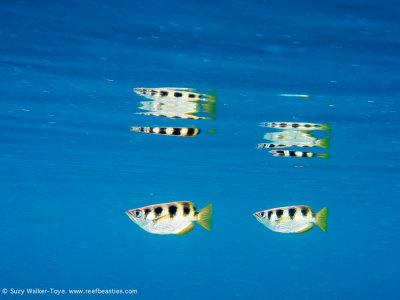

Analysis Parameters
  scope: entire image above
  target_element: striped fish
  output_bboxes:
[260,122,331,132]
[130,126,201,137]
[253,205,328,233]
[269,150,330,159]
[257,135,331,149]
[134,87,216,102]
[126,201,213,235]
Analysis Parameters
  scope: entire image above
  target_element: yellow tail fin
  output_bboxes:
[316,136,331,149]
[321,123,332,133]
[197,203,213,231]
[315,207,329,233]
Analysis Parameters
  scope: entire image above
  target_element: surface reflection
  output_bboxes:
[134,87,217,120]
[258,122,332,159]
[131,87,217,138]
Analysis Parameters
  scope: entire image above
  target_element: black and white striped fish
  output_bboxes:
[130,126,201,137]
[269,150,330,159]
[134,87,216,101]
[254,205,328,234]
[260,122,331,132]
[126,201,213,235]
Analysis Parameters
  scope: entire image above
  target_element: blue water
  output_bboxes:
[1,0,399,299]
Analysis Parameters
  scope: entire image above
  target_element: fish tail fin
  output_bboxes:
[197,203,213,231]
[316,136,331,149]
[315,207,329,233]
[321,123,332,133]
[317,153,330,159]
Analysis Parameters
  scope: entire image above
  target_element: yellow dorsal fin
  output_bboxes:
[295,224,314,234]
[196,203,213,231]
[176,223,195,235]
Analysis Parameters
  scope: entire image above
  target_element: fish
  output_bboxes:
[253,205,328,233]
[130,126,201,137]
[269,150,330,159]
[257,135,331,149]
[126,201,213,235]
[134,87,216,102]
[136,98,215,120]
[260,122,331,132]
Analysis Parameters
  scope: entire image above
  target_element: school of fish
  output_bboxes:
[127,87,330,236]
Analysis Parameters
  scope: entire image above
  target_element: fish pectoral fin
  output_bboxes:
[152,215,170,224]
[277,216,291,224]
[295,224,314,234]
[176,223,195,235]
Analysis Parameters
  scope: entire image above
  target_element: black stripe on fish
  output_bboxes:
[276,209,284,218]
[183,203,191,216]
[301,207,308,217]
[174,92,183,97]
[289,208,296,219]
[268,211,273,219]
[187,128,195,136]
[159,127,167,134]
[160,91,168,96]
[168,205,178,218]
[144,208,151,218]
[172,128,181,136]
[154,207,163,217]
[189,94,196,98]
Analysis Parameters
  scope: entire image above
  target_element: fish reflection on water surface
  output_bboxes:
[130,126,201,137]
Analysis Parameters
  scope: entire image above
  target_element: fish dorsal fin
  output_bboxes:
[295,224,314,234]
[176,223,195,235]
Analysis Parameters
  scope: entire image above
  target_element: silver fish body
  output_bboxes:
[126,201,213,235]
[253,205,328,233]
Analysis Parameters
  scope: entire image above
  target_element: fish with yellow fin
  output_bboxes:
[253,205,328,233]
[126,201,213,235]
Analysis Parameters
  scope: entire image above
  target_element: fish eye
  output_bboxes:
[135,210,142,217]
[260,212,265,217]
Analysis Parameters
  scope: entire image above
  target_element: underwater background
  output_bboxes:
[1,0,399,298]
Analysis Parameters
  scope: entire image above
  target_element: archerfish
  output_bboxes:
[134,87,216,102]
[253,205,328,234]
[260,122,331,132]
[130,126,201,137]
[126,201,213,235]
[269,150,330,159]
